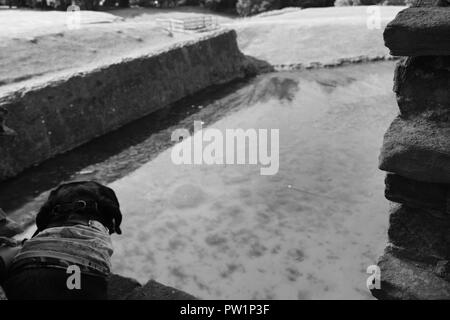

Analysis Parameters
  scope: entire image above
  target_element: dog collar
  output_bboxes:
[42,217,109,235]
[64,218,109,234]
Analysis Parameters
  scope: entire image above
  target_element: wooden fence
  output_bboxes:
[156,16,219,34]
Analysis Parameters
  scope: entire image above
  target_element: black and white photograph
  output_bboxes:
[0,0,449,305]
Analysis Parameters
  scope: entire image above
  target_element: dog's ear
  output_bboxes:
[102,203,122,235]
[110,207,122,235]
[35,188,59,234]
[98,185,122,235]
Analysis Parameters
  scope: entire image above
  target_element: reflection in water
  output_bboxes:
[247,77,300,103]
[108,61,397,299]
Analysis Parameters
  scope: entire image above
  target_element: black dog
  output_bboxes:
[2,181,122,300]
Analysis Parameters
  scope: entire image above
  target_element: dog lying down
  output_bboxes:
[3,181,122,300]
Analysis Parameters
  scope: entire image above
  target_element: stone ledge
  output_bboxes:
[126,280,197,300]
[393,56,450,118]
[379,115,450,184]
[1,273,196,300]
[388,204,450,261]
[107,274,142,300]
[107,274,197,300]
[384,7,450,56]
[371,248,450,300]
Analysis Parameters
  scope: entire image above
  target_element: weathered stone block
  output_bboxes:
[107,274,197,300]
[384,7,450,56]
[379,116,450,183]
[394,56,450,118]
[385,173,449,213]
[388,204,450,261]
[126,279,197,300]
[372,247,450,300]
[107,274,142,300]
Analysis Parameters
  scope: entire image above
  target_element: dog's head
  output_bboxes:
[36,181,122,235]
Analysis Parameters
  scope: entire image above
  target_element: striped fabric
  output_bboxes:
[12,221,113,275]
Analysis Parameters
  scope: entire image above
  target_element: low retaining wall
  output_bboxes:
[0,30,253,181]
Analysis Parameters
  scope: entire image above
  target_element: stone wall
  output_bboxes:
[0,274,197,300]
[107,274,197,300]
[372,4,450,299]
[0,30,256,182]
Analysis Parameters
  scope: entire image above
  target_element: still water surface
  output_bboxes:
[108,61,397,299]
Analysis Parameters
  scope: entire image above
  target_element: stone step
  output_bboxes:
[394,56,450,118]
[107,274,142,300]
[107,274,197,300]
[1,273,196,300]
[385,173,449,213]
[372,247,450,299]
[388,204,450,261]
[384,7,450,56]
[379,116,450,184]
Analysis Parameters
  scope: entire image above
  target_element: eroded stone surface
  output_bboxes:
[394,56,450,118]
[126,279,197,300]
[377,4,450,300]
[107,274,142,300]
[372,248,450,300]
[388,204,450,261]
[2,273,193,300]
[379,115,450,183]
[384,7,450,56]
[107,274,197,300]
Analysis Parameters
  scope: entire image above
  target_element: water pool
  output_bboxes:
[107,61,397,299]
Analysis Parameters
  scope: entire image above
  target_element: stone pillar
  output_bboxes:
[372,4,450,299]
